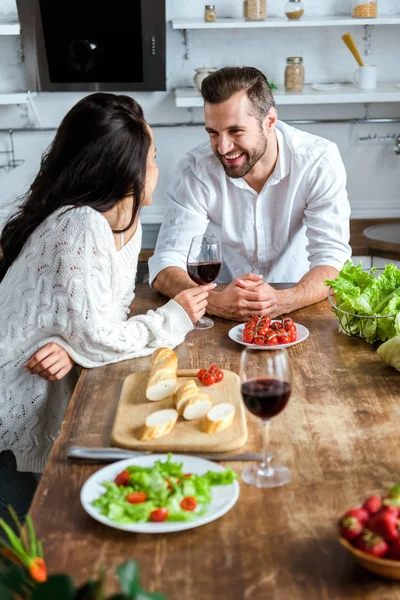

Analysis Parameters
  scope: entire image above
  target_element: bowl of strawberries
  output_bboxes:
[339,483,400,579]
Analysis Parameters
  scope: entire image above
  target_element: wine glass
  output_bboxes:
[239,347,291,488]
[187,235,222,330]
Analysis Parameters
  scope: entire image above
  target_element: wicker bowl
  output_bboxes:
[339,537,400,579]
[328,267,397,339]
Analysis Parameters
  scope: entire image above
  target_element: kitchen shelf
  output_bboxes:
[0,93,35,105]
[0,19,20,35]
[175,84,400,107]
[172,16,400,29]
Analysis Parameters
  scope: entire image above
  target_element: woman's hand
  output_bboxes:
[25,342,74,381]
[174,283,216,323]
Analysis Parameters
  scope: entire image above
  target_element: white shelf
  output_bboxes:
[172,15,400,29]
[0,93,35,105]
[0,19,20,35]
[175,84,400,107]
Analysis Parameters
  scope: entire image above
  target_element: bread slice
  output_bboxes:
[140,408,178,441]
[201,403,236,434]
[146,347,178,401]
[173,380,199,416]
[182,393,213,421]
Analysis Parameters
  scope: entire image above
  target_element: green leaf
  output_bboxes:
[0,580,14,600]
[116,560,140,596]
[0,518,27,557]
[0,563,30,595]
[25,516,38,557]
[31,574,75,600]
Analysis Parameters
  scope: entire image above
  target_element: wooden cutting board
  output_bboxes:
[111,369,248,452]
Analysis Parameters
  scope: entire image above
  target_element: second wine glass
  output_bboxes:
[187,235,221,330]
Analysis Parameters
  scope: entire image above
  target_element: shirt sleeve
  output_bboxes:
[148,157,210,286]
[303,143,352,272]
[37,210,193,368]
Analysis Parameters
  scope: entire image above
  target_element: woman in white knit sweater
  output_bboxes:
[0,93,214,520]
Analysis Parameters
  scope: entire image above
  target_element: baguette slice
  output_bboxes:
[173,380,199,415]
[146,347,178,401]
[140,408,178,441]
[182,393,213,421]
[201,403,236,434]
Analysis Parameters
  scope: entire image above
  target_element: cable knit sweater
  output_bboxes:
[0,206,193,473]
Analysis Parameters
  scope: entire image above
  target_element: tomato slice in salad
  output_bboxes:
[114,470,130,486]
[150,508,169,522]
[180,496,198,511]
[126,492,148,504]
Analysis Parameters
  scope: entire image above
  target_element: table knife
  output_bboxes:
[67,446,263,462]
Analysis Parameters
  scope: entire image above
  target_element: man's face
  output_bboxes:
[204,91,268,178]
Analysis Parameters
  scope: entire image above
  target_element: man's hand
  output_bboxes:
[207,273,278,321]
[25,342,74,381]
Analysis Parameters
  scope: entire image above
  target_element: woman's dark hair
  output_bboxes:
[201,66,276,122]
[0,92,151,276]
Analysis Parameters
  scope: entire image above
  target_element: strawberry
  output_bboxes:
[387,540,400,561]
[343,508,369,525]
[363,495,382,516]
[340,516,363,541]
[367,509,400,542]
[356,530,388,558]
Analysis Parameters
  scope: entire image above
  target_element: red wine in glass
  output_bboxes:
[187,261,222,285]
[241,378,291,420]
[240,347,292,488]
[187,235,222,330]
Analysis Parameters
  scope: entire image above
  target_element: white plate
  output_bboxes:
[228,321,309,349]
[311,83,340,91]
[80,454,240,533]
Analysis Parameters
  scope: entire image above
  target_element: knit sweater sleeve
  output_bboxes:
[36,208,193,367]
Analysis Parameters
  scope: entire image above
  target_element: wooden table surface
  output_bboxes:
[29,286,400,599]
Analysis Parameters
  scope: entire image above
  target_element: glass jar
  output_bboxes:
[284,57,304,92]
[244,0,267,21]
[204,5,216,22]
[285,0,304,20]
[351,0,377,18]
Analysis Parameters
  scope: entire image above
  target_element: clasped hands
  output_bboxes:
[208,273,283,321]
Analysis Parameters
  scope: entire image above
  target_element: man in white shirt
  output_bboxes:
[149,66,351,321]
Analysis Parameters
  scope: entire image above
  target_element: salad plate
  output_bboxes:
[81,453,240,533]
[228,322,309,350]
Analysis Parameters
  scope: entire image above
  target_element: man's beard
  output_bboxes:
[216,132,268,178]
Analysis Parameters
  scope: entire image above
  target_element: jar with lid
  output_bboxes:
[284,57,304,92]
[204,4,216,22]
[351,0,377,18]
[243,0,267,21]
[285,0,304,20]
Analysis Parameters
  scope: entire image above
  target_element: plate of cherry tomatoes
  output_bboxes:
[228,316,309,349]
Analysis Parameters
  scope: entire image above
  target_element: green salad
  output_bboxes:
[325,261,400,343]
[93,454,237,525]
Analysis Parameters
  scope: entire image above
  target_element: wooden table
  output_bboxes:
[30,286,400,599]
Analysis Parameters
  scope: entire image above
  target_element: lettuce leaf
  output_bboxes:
[325,260,400,343]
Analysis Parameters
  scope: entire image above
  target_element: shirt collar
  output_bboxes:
[227,122,291,192]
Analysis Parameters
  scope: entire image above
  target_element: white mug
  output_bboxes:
[353,65,377,90]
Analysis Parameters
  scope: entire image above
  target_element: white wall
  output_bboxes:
[0,0,399,240]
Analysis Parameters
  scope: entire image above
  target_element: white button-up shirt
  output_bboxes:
[149,121,351,284]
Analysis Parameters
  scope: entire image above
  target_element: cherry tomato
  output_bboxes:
[126,491,148,504]
[267,333,279,346]
[259,316,271,326]
[114,470,130,486]
[202,372,216,386]
[180,497,198,511]
[150,508,169,522]
[288,330,297,342]
[182,473,192,478]
[197,368,206,381]
[254,335,265,345]
[284,323,297,333]
[257,325,270,336]
[282,317,294,328]
[277,334,290,345]
[243,332,254,344]
[271,321,282,332]
[214,370,224,382]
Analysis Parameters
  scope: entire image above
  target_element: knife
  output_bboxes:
[67,446,263,463]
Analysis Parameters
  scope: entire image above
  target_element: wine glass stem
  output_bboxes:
[260,419,273,475]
